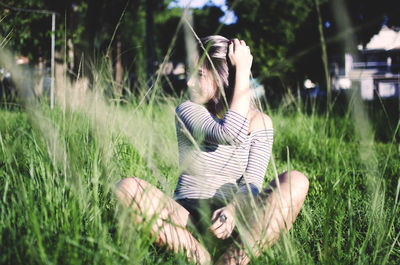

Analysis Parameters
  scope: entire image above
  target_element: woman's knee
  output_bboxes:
[279,170,309,199]
[116,177,148,205]
[117,177,147,191]
[280,170,308,187]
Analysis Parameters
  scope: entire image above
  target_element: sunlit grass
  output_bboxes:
[0,59,399,264]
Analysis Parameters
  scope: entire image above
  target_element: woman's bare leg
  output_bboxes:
[216,170,309,265]
[116,177,211,264]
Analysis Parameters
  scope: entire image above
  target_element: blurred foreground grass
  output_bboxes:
[0,86,399,264]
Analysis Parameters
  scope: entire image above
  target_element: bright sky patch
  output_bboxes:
[168,0,238,25]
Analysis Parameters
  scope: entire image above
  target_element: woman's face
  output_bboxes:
[187,66,217,104]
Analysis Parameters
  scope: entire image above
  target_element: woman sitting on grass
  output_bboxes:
[116,35,309,264]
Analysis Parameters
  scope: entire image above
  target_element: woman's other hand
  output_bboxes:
[228,39,253,72]
[209,204,236,239]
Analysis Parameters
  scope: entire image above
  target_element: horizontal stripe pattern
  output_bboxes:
[175,100,249,145]
[238,130,274,195]
[174,100,273,201]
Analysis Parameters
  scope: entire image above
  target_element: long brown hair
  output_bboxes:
[198,35,235,118]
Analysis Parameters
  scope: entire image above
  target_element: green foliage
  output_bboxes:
[1,1,48,60]
[227,0,314,87]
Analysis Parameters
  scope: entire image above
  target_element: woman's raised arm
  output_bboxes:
[228,39,253,117]
[175,100,249,145]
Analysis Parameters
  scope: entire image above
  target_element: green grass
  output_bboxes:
[0,81,399,264]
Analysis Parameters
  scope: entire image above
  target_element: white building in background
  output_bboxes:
[333,26,400,100]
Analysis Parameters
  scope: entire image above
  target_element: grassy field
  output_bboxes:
[0,77,399,264]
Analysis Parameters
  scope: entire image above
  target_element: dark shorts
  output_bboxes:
[175,198,235,258]
[175,198,226,234]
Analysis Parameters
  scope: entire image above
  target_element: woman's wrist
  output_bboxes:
[226,202,236,215]
[235,78,250,90]
[235,69,251,89]
[235,65,251,75]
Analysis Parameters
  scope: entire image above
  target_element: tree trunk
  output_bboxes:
[67,38,74,74]
[115,34,123,95]
[146,0,155,87]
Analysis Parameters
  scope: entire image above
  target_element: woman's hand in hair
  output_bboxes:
[228,39,252,116]
[209,204,236,239]
[228,39,253,73]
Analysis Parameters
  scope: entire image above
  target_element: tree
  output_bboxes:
[1,0,55,62]
[227,0,314,92]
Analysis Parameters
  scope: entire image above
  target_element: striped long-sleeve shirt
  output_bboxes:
[174,100,274,202]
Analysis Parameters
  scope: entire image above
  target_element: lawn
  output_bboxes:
[0,86,399,264]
